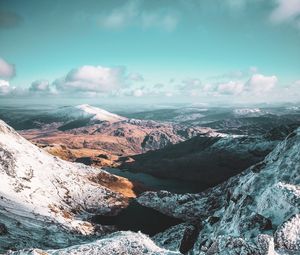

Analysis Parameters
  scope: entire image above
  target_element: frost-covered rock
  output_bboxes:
[0,120,128,251]
[274,214,300,251]
[6,231,180,255]
[138,128,300,254]
[153,222,201,253]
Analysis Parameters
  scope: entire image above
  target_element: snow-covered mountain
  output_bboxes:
[0,119,184,254]
[76,104,127,122]
[0,119,130,251]
[57,104,127,123]
[233,108,263,116]
[137,128,300,254]
[20,107,224,160]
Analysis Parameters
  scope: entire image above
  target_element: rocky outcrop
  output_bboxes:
[0,223,8,236]
[0,120,129,252]
[274,214,300,251]
[6,231,180,255]
[137,128,300,254]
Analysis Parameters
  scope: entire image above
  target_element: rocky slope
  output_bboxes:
[6,231,180,255]
[0,119,134,252]
[137,128,300,254]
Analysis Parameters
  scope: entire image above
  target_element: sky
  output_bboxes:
[0,0,300,105]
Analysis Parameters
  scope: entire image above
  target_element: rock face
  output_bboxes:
[5,231,180,255]
[0,120,129,252]
[137,128,300,254]
[0,223,8,235]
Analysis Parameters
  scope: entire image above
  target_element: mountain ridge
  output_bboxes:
[0,119,130,251]
[137,127,300,254]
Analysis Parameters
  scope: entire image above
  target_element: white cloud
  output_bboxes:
[284,79,300,98]
[154,83,164,89]
[245,73,278,94]
[127,72,144,82]
[165,91,173,97]
[0,58,15,79]
[133,88,143,97]
[208,67,259,81]
[29,80,50,93]
[202,73,278,97]
[224,0,247,11]
[177,78,204,97]
[98,0,138,29]
[141,12,179,32]
[217,81,244,95]
[249,66,258,73]
[0,79,18,95]
[54,65,126,94]
[179,78,202,90]
[270,0,300,24]
[97,0,179,31]
[0,80,10,95]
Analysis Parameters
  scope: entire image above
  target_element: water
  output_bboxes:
[92,167,202,236]
[92,200,183,236]
[104,167,202,194]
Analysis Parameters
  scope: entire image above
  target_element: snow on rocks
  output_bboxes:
[153,222,201,253]
[0,119,128,251]
[233,108,263,116]
[5,231,181,255]
[274,214,300,251]
[137,128,300,254]
[55,104,127,123]
[75,104,127,122]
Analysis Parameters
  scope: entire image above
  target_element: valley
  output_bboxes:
[0,103,300,254]
[2,1,300,253]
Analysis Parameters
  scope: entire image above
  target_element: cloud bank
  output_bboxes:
[270,0,300,26]
[0,60,297,104]
[0,58,15,79]
[54,65,127,94]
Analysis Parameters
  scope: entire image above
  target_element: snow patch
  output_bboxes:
[75,104,127,122]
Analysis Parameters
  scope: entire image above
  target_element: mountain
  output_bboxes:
[57,104,127,123]
[120,130,283,189]
[233,108,263,115]
[0,119,135,251]
[137,128,300,254]
[20,105,222,166]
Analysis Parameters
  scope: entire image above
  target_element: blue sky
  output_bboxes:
[0,0,300,104]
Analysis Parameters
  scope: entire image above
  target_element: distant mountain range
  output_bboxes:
[18,105,223,166]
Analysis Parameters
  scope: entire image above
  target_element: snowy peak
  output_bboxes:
[233,108,263,116]
[56,104,127,123]
[75,104,127,122]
